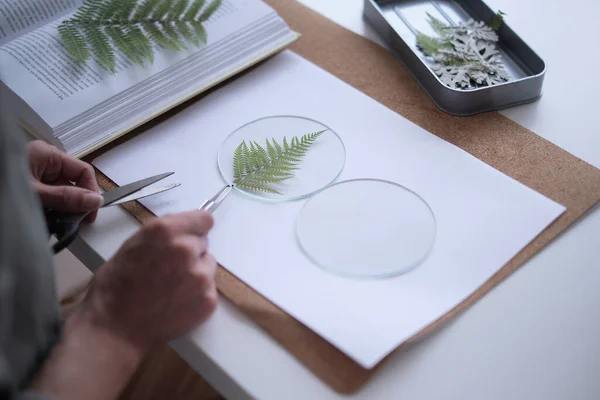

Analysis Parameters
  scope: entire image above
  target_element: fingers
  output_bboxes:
[148,210,214,238]
[35,181,104,213]
[27,142,101,221]
[172,236,218,315]
[28,141,99,193]
[193,253,218,315]
[194,252,217,278]
[53,150,99,193]
[201,281,218,316]
[85,210,99,224]
[172,235,209,262]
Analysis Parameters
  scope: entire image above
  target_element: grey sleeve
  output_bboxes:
[0,97,61,398]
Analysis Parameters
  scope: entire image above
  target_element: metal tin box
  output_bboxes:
[363,0,546,116]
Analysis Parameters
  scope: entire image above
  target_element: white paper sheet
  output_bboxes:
[93,51,565,369]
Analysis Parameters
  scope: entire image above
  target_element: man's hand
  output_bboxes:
[79,209,218,353]
[31,210,218,400]
[27,140,102,222]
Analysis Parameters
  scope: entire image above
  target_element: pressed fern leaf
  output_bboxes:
[105,25,144,66]
[425,12,449,38]
[176,21,198,46]
[184,0,206,20]
[198,0,221,21]
[169,0,189,18]
[58,0,222,72]
[232,130,326,194]
[57,23,90,63]
[126,25,154,62]
[133,0,156,20]
[162,21,186,50]
[143,22,179,51]
[191,22,207,44]
[151,0,171,20]
[83,24,115,72]
[115,0,137,19]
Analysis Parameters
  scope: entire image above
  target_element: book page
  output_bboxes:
[0,0,81,44]
[0,0,276,129]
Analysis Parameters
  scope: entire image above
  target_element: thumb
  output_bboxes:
[35,181,104,213]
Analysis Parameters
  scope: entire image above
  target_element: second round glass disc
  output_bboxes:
[217,115,346,201]
[295,179,437,278]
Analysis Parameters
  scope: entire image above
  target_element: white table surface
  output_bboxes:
[73,1,600,399]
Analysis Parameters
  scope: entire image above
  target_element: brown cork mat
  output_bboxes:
[86,0,600,394]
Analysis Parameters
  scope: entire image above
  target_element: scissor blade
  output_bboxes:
[108,183,181,206]
[102,172,174,206]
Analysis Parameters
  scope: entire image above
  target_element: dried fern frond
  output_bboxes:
[58,0,222,73]
[232,131,325,194]
[425,12,450,39]
[416,33,443,57]
[488,10,506,31]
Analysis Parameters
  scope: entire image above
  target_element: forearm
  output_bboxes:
[29,310,145,400]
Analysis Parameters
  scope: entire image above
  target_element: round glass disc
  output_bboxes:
[217,116,346,201]
[296,179,436,278]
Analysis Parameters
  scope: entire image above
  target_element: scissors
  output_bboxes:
[46,171,234,254]
[45,172,180,254]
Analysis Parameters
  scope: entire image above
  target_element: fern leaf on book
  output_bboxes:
[58,0,222,73]
[233,131,325,194]
[0,0,298,157]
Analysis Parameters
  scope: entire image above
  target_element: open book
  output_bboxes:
[0,0,298,157]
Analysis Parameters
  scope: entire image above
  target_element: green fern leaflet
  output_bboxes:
[232,131,326,194]
[58,0,222,73]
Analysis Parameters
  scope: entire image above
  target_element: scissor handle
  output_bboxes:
[44,209,83,254]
